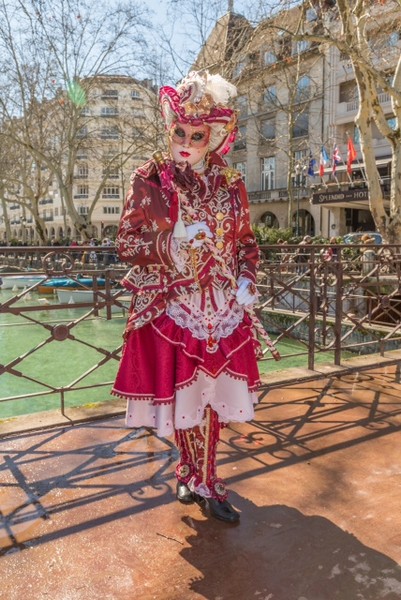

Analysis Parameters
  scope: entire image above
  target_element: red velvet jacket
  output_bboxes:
[116,152,260,333]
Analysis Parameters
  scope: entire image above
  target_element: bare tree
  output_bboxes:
[272,0,401,242]
[0,0,156,242]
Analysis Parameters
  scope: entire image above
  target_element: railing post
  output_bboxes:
[308,246,317,370]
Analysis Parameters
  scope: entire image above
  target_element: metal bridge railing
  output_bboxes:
[1,243,401,428]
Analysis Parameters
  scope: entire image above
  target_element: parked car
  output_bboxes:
[343,232,383,245]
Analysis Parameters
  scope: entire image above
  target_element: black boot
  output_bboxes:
[195,494,240,523]
[176,481,194,504]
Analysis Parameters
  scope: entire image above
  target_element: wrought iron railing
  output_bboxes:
[1,242,401,428]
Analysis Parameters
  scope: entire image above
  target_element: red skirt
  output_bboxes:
[112,311,261,404]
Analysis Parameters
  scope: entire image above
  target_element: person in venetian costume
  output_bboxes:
[112,70,278,523]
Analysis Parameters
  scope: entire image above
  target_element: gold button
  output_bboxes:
[216,241,224,250]
[216,228,224,236]
[216,212,224,221]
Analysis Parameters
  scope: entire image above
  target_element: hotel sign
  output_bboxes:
[311,189,368,205]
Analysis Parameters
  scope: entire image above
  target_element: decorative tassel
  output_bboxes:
[173,208,187,239]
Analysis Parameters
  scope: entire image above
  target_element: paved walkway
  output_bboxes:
[1,362,401,599]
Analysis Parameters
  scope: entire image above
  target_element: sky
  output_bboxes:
[142,0,254,82]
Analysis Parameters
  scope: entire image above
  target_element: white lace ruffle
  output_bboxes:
[166,288,244,342]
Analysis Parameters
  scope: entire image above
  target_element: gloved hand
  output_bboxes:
[236,277,258,306]
[186,222,213,248]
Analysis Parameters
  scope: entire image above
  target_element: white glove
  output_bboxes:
[236,277,258,306]
[186,222,213,248]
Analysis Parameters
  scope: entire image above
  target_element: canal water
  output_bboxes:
[0,288,340,420]
[0,287,127,419]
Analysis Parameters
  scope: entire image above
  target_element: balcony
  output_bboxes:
[248,186,299,203]
[337,91,391,122]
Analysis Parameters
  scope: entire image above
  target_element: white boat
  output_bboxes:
[0,274,46,289]
[56,288,131,312]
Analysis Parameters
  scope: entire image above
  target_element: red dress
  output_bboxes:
[112,153,262,436]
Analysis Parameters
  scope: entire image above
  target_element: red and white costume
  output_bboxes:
[112,72,263,503]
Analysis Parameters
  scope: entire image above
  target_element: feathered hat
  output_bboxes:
[159,70,238,155]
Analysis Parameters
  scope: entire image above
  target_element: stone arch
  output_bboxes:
[259,211,279,228]
[292,209,315,236]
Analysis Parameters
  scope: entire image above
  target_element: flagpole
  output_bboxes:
[345,130,367,184]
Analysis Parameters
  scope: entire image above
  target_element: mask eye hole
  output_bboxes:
[191,131,206,142]
[173,127,186,139]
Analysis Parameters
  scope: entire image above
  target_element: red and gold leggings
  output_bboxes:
[174,405,228,501]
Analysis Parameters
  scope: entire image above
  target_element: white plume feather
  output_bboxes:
[204,73,237,105]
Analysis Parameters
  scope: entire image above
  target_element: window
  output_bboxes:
[80,107,90,117]
[234,125,246,150]
[339,80,357,103]
[293,40,310,56]
[100,126,119,140]
[131,90,141,100]
[233,162,247,185]
[264,86,277,108]
[306,7,317,21]
[233,60,247,78]
[76,152,88,160]
[276,35,291,60]
[103,206,120,214]
[102,186,120,198]
[236,96,248,117]
[101,89,118,100]
[261,211,279,227]
[261,157,275,191]
[76,126,88,139]
[261,117,275,140]
[295,75,311,103]
[101,106,119,117]
[293,111,309,137]
[388,32,400,47]
[76,164,88,179]
[387,117,397,130]
[264,51,277,65]
[75,185,89,198]
[78,206,89,215]
[293,150,308,186]
[54,207,59,217]
[132,127,142,139]
[103,166,119,179]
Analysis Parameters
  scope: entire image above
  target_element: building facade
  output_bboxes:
[194,4,400,239]
[0,75,158,244]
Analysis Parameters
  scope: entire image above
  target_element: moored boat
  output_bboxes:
[56,288,130,312]
[0,274,46,289]
[38,275,107,294]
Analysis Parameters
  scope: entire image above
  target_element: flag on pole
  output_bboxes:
[347,137,357,174]
[319,146,329,177]
[332,144,341,174]
[308,152,316,177]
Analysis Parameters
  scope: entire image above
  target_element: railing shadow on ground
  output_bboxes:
[1,362,401,559]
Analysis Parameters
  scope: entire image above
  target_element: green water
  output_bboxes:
[0,288,347,420]
[0,288,126,419]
